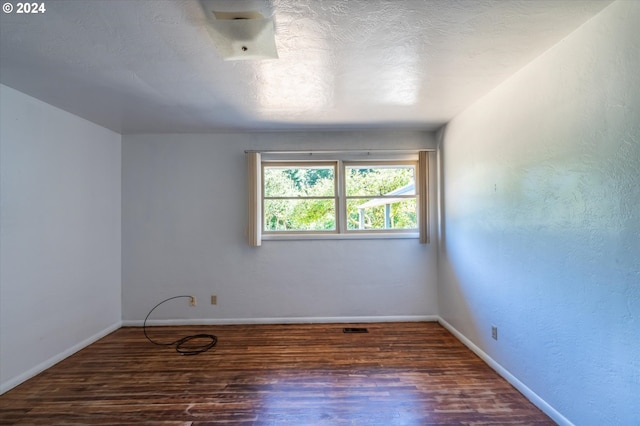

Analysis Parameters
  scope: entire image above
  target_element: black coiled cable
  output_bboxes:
[143,295,217,355]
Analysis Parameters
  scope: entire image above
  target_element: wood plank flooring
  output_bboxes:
[0,322,554,425]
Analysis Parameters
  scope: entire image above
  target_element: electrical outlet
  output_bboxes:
[189,296,196,307]
[491,325,498,340]
[211,295,217,305]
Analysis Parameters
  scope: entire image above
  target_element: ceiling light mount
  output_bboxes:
[200,3,278,61]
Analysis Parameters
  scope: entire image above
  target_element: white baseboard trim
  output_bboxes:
[123,315,439,327]
[437,317,573,426]
[0,321,122,395]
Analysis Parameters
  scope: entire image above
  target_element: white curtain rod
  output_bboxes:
[244,149,435,154]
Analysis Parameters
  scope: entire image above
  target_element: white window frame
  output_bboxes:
[246,150,430,244]
[341,160,418,235]
[262,161,340,234]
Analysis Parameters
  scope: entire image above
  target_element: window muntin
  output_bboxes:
[262,160,419,235]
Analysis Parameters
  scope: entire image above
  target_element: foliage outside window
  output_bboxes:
[345,163,416,231]
[263,163,337,231]
[262,161,418,235]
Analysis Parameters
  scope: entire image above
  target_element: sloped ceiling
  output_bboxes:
[0,0,613,134]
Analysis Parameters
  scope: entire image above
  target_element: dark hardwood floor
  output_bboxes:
[0,322,554,425]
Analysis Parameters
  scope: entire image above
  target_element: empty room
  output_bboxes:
[0,0,638,424]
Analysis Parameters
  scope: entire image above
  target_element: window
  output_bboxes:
[263,163,337,232]
[345,162,417,231]
[246,151,429,245]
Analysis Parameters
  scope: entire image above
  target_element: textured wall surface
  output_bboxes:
[0,85,122,393]
[438,1,639,425]
[122,130,438,323]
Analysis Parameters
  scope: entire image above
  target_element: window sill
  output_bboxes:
[262,232,420,241]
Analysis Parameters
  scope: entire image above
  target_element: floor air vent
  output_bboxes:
[343,328,368,333]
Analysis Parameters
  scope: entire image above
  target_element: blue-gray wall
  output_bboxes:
[438,2,639,424]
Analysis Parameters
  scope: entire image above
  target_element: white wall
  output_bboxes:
[0,84,122,393]
[122,131,438,323]
[437,1,639,425]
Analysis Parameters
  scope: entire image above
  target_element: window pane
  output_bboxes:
[264,166,335,197]
[264,199,336,231]
[345,165,415,197]
[347,198,417,230]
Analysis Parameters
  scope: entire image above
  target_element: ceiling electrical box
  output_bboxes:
[200,0,278,60]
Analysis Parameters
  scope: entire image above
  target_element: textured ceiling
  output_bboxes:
[0,0,613,134]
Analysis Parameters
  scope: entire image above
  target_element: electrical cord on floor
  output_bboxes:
[143,295,217,355]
